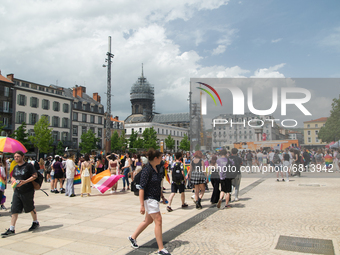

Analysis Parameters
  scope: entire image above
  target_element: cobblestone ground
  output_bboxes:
[167,176,340,255]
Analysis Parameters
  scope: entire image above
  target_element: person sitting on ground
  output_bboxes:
[167,152,188,212]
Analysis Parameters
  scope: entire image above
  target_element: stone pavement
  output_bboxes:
[0,173,339,255]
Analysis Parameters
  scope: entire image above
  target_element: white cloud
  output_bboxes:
[212,45,226,55]
[321,27,340,51]
[271,38,282,43]
[251,63,286,78]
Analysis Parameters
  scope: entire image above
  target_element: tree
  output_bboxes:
[165,134,175,151]
[142,127,159,150]
[134,137,144,150]
[79,129,99,154]
[318,96,340,143]
[111,131,120,152]
[118,130,128,152]
[29,116,53,155]
[56,141,65,155]
[11,122,31,149]
[129,131,138,149]
[179,133,190,151]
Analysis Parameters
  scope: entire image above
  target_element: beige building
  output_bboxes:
[303,117,328,145]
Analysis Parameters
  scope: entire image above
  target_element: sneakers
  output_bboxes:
[50,189,55,193]
[120,188,126,192]
[217,199,222,209]
[158,248,171,255]
[54,189,60,194]
[181,203,188,208]
[1,204,7,210]
[60,188,65,194]
[1,229,15,236]
[276,179,280,182]
[191,195,195,202]
[282,179,285,182]
[28,222,39,231]
[234,198,239,202]
[128,236,138,249]
[166,206,173,212]
[70,194,76,197]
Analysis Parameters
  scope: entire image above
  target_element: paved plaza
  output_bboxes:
[0,173,339,255]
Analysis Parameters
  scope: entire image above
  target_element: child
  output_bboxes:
[167,152,188,212]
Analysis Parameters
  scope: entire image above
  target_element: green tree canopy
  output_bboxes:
[119,130,128,151]
[318,96,340,143]
[79,129,99,154]
[111,131,120,152]
[129,130,138,149]
[134,137,144,150]
[56,141,65,155]
[11,122,31,149]
[142,127,159,150]
[29,116,53,154]
[165,134,175,151]
[179,133,190,151]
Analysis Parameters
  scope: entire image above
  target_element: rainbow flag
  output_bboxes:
[10,160,18,177]
[184,164,190,178]
[164,167,170,184]
[324,154,333,168]
[0,175,6,190]
[91,170,124,194]
[74,167,81,185]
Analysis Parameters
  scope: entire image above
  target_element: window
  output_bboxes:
[82,114,87,122]
[139,128,142,133]
[18,94,26,106]
[62,118,69,128]
[30,97,39,108]
[315,130,319,135]
[91,105,94,112]
[52,131,59,142]
[17,112,26,123]
[170,130,171,135]
[73,102,77,109]
[2,117,8,127]
[307,131,311,135]
[53,101,60,111]
[73,126,78,136]
[39,86,45,91]
[56,90,62,95]
[307,124,310,128]
[73,112,78,121]
[315,124,318,127]
[131,128,134,134]
[158,128,159,134]
[42,99,49,110]
[98,116,102,124]
[63,103,69,113]
[82,104,86,111]
[31,84,37,89]
[29,113,39,125]
[62,132,69,141]
[52,116,59,127]
[98,128,102,137]
[3,101,9,113]
[90,115,95,123]
[72,138,78,147]
[90,127,95,133]
[4,87,9,97]
[82,126,87,134]
[308,137,311,143]
[316,138,319,143]
[162,129,164,134]
[22,82,29,88]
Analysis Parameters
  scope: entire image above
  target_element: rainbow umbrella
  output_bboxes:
[0,137,28,153]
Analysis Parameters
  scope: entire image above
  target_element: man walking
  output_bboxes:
[1,151,39,236]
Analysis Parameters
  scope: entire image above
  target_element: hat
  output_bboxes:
[55,155,59,158]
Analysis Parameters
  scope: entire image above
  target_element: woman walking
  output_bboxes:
[128,149,171,255]
[80,154,92,197]
[121,152,132,191]
[189,151,207,209]
[52,156,64,193]
[209,155,220,204]
[65,154,76,197]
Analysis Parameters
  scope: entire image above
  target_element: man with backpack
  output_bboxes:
[1,151,39,237]
[229,148,242,202]
[273,150,284,181]
[166,152,188,212]
[246,150,253,172]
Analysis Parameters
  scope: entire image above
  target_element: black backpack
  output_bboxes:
[172,162,184,183]
[34,161,40,171]
[226,156,240,179]
[131,168,152,196]
[33,171,44,190]
[273,153,281,164]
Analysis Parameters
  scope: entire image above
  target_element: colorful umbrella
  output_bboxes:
[0,137,28,153]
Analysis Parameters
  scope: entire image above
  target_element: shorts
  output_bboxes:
[11,190,35,214]
[54,171,64,179]
[220,178,232,193]
[144,199,160,214]
[275,165,282,172]
[171,182,185,193]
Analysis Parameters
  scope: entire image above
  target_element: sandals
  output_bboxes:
[224,204,232,209]
[166,206,173,212]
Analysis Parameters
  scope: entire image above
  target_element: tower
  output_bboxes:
[129,64,154,121]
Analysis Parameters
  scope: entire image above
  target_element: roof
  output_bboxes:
[304,117,328,123]
[111,117,124,123]
[125,114,150,123]
[63,87,102,106]
[152,113,190,123]
[0,74,13,84]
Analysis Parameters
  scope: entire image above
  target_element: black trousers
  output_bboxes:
[210,178,220,203]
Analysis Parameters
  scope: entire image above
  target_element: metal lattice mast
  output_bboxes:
[105,36,114,146]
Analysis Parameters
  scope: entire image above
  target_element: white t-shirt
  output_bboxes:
[65,159,75,179]
[269,152,275,161]
[257,152,263,159]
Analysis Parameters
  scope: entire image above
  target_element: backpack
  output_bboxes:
[33,171,44,190]
[131,168,152,196]
[34,161,40,171]
[225,156,240,179]
[246,153,252,161]
[316,154,322,161]
[273,153,281,164]
[172,162,184,183]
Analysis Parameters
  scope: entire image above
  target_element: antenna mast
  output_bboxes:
[105,36,114,151]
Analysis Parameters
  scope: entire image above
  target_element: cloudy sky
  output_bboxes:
[1,0,339,121]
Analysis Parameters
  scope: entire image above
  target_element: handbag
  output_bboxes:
[84,168,90,177]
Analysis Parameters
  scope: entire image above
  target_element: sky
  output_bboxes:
[1,0,339,121]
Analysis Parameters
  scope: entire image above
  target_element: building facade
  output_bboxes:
[9,74,73,148]
[288,130,304,145]
[303,117,328,146]
[0,72,14,136]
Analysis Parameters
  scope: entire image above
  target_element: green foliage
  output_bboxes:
[134,137,144,149]
[142,127,159,150]
[79,129,100,154]
[111,131,120,152]
[11,122,31,149]
[179,133,190,151]
[119,130,128,151]
[318,96,340,143]
[56,141,65,155]
[29,116,53,154]
[129,131,138,149]
[165,134,175,151]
